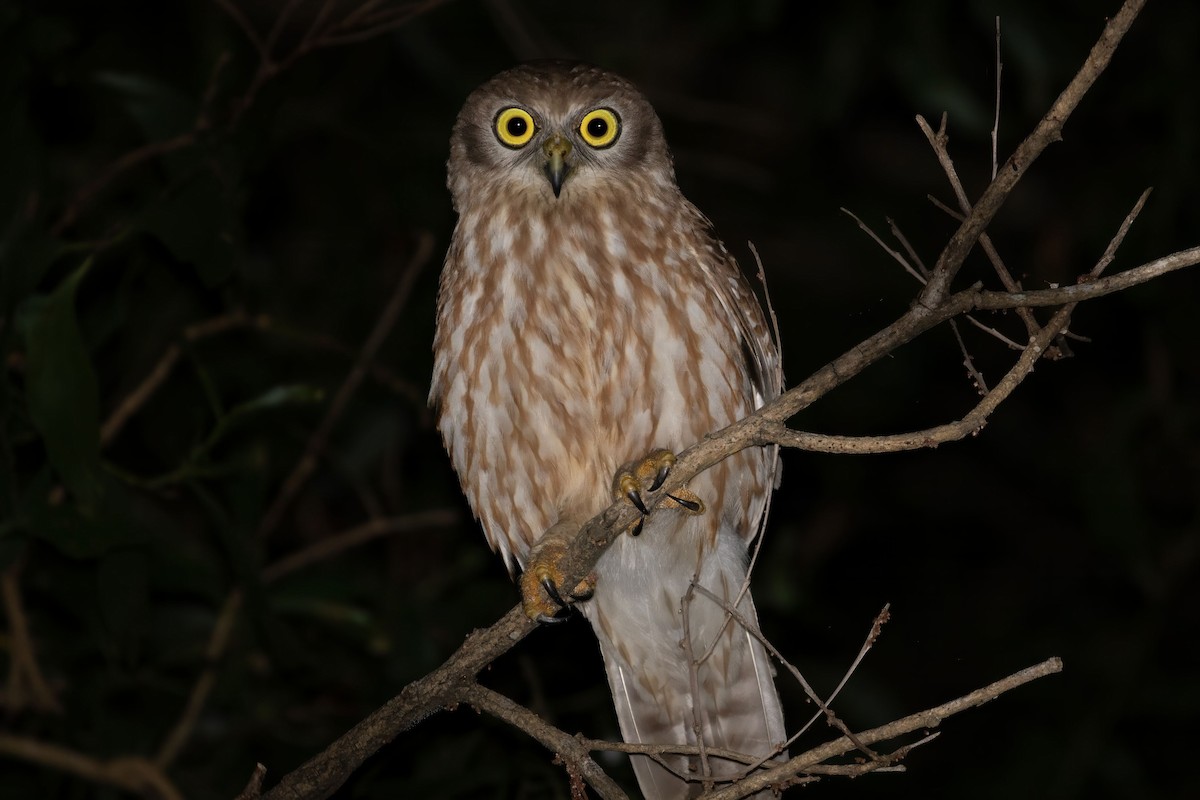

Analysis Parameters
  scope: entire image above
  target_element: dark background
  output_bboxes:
[2,1,1197,798]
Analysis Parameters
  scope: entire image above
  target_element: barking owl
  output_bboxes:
[431,61,786,798]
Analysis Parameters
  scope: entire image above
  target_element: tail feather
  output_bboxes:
[589,567,786,799]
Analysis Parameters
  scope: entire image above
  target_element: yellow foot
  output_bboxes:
[612,448,706,536]
[518,521,596,624]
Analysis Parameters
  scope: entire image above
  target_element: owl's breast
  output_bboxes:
[433,192,762,567]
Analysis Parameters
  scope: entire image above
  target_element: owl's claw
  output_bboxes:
[519,523,596,623]
[666,492,703,513]
[612,448,706,537]
[625,486,649,515]
[649,461,671,493]
[541,577,564,607]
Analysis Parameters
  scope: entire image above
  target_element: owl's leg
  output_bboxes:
[519,519,596,624]
[612,448,706,537]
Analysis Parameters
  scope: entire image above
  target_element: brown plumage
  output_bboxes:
[431,61,786,798]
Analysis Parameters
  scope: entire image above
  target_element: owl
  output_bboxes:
[431,61,786,798]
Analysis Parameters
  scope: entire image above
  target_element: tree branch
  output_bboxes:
[697,658,1063,800]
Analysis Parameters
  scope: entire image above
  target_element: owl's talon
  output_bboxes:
[612,448,706,537]
[666,493,702,513]
[649,457,675,492]
[569,575,596,602]
[541,577,564,607]
[519,522,596,623]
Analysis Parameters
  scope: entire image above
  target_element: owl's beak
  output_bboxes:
[542,134,572,198]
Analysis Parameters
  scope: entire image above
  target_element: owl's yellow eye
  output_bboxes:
[579,108,620,148]
[495,107,535,148]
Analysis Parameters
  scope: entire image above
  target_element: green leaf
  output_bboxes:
[226,384,326,422]
[26,473,145,559]
[93,70,196,142]
[19,260,104,506]
[204,383,324,451]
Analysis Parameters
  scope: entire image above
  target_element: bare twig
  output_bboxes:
[100,309,429,450]
[257,232,434,540]
[691,585,878,764]
[841,207,925,283]
[235,763,269,800]
[463,684,629,800]
[155,590,243,768]
[1,564,61,713]
[101,311,254,447]
[681,577,715,788]
[0,733,184,800]
[56,0,448,237]
[917,0,1147,308]
[51,133,196,236]
[156,508,458,770]
[698,658,1064,800]
[992,16,1003,180]
[260,509,460,583]
[917,114,1043,341]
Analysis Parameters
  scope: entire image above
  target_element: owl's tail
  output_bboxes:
[585,534,787,799]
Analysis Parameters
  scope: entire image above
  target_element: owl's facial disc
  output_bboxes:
[542,133,572,198]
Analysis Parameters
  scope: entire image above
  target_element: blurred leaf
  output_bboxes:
[0,224,57,317]
[18,259,104,506]
[142,170,239,286]
[94,70,196,142]
[109,384,320,491]
[26,476,145,558]
[195,383,322,468]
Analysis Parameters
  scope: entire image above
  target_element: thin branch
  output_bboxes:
[0,733,184,800]
[212,0,266,56]
[975,244,1196,310]
[1,563,61,713]
[681,577,715,788]
[156,508,457,770]
[57,0,447,238]
[155,591,243,768]
[697,658,1064,800]
[256,232,433,541]
[236,764,269,800]
[992,16,1003,181]
[100,309,429,450]
[101,311,253,447]
[51,133,196,236]
[917,0,1147,308]
[917,114,1043,340]
[789,605,890,747]
[463,684,630,800]
[312,0,452,49]
[260,509,459,583]
[841,207,925,283]
[691,585,878,764]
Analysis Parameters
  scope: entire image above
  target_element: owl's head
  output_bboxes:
[448,61,675,209]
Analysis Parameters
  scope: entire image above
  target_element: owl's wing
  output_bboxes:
[687,204,783,410]
[685,204,784,525]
